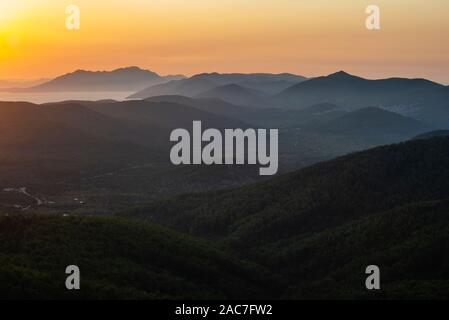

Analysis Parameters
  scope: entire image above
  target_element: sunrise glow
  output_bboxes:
[0,0,448,82]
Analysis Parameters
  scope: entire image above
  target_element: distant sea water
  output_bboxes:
[0,91,135,104]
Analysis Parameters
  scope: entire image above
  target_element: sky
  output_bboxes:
[0,0,448,83]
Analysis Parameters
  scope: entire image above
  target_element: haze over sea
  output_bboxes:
[0,91,134,104]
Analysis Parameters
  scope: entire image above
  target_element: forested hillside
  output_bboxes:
[123,136,449,299]
[2,129,449,299]
[132,136,449,243]
[0,215,276,299]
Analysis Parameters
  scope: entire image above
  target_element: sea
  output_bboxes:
[0,91,135,104]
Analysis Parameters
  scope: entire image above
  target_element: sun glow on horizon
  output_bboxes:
[0,0,448,83]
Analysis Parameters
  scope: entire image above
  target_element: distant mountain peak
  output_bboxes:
[334,70,350,75]
[326,71,362,80]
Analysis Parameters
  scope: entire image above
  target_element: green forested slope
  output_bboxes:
[2,137,449,299]
[123,137,449,299]
[0,215,276,299]
[132,137,449,245]
[275,200,449,299]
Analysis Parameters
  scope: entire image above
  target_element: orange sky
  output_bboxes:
[1,0,448,83]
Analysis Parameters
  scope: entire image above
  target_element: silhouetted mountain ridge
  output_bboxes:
[128,72,307,99]
[16,67,183,92]
[274,71,448,113]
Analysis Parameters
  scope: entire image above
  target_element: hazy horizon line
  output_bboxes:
[1,66,448,86]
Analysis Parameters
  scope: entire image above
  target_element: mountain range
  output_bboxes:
[3,68,448,129]
[126,69,449,128]
[128,72,307,100]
